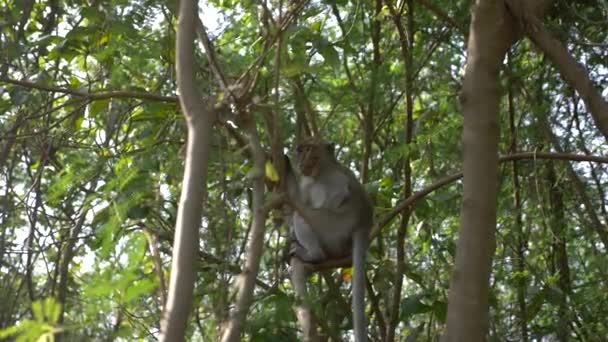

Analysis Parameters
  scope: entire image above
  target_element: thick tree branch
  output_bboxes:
[159,0,216,340]
[505,0,608,141]
[444,1,514,336]
[57,191,95,328]
[385,0,415,340]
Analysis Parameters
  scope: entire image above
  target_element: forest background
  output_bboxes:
[1,0,608,341]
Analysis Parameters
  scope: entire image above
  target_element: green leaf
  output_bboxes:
[32,301,44,322]
[0,323,26,339]
[1,299,59,341]
[318,45,340,70]
[400,294,432,319]
[432,300,447,323]
[9,88,29,105]
[403,267,425,286]
[47,169,75,206]
[526,286,549,322]
[84,277,114,297]
[88,99,109,119]
[45,298,61,324]
[265,161,280,182]
[282,61,309,77]
[125,279,156,302]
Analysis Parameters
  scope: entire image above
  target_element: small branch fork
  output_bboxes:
[196,1,311,341]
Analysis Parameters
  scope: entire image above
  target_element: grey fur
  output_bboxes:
[285,143,373,342]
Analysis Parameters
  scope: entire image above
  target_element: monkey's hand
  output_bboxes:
[284,157,301,204]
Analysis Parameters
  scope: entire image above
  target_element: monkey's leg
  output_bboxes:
[290,257,320,342]
[291,214,327,263]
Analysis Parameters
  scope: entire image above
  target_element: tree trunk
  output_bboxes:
[159,0,215,340]
[444,0,516,340]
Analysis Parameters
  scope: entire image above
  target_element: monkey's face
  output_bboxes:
[295,140,334,177]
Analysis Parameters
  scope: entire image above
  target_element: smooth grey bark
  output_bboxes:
[443,0,515,340]
[159,0,215,340]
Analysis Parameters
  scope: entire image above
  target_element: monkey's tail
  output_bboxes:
[352,228,368,342]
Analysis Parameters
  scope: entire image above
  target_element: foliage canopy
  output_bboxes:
[1,0,607,340]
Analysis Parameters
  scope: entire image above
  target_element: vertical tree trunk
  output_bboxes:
[160,0,216,340]
[444,0,515,340]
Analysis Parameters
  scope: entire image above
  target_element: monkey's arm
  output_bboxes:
[288,198,354,224]
[284,155,301,202]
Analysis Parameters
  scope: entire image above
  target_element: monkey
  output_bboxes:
[284,138,373,342]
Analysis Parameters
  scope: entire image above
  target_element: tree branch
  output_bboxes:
[418,0,466,36]
[505,0,608,141]
[142,226,168,309]
[1,77,178,103]
[372,151,608,238]
[220,112,269,342]
[159,0,216,339]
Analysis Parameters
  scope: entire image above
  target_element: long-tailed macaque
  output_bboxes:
[285,138,373,342]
